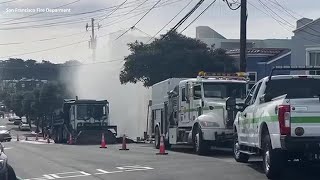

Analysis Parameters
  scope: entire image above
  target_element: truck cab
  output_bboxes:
[152,72,249,155]
[51,98,117,144]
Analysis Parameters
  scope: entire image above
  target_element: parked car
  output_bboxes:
[13,117,21,125]
[0,126,11,142]
[0,143,17,180]
[19,121,31,131]
[8,117,15,122]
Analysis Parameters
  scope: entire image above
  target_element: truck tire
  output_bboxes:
[193,126,209,155]
[233,133,249,163]
[262,133,284,179]
[7,164,17,180]
[154,127,160,149]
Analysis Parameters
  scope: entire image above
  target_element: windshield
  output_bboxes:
[76,104,106,120]
[203,82,246,99]
[266,78,320,99]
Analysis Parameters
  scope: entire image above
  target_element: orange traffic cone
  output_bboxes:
[16,134,19,141]
[68,134,73,145]
[119,134,129,150]
[156,134,168,155]
[100,133,107,148]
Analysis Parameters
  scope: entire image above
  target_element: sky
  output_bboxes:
[0,0,319,138]
[0,0,319,62]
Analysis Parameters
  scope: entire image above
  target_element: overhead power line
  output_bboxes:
[0,0,184,48]
[181,0,217,33]
[0,31,87,46]
[0,9,154,46]
[122,0,150,16]
[247,0,320,44]
[132,27,152,37]
[161,0,205,40]
[0,30,124,59]
[224,0,241,10]
[98,0,129,23]
[115,0,163,40]
[1,0,81,24]
[0,0,183,30]
[147,0,194,43]
[257,0,294,28]
[0,0,18,5]
[0,0,173,24]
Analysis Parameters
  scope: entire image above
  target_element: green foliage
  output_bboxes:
[0,82,68,120]
[39,82,66,115]
[0,58,81,81]
[120,31,237,87]
[11,93,24,117]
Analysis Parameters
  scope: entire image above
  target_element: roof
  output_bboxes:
[64,99,108,104]
[293,18,320,33]
[227,48,288,56]
[180,78,247,84]
[227,48,291,64]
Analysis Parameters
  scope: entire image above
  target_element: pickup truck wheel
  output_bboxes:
[262,134,284,179]
[7,164,17,180]
[154,127,160,149]
[194,126,209,155]
[233,134,249,163]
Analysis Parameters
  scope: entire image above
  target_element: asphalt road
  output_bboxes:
[2,118,320,180]
[1,118,37,140]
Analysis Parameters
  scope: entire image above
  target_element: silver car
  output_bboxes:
[0,126,11,142]
[19,121,31,131]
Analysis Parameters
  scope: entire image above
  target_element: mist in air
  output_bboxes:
[71,32,151,139]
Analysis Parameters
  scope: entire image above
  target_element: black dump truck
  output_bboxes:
[49,97,117,144]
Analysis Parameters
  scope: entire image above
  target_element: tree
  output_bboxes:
[11,93,24,117]
[38,82,67,133]
[22,92,34,128]
[119,31,237,87]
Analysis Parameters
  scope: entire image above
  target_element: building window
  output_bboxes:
[309,52,320,75]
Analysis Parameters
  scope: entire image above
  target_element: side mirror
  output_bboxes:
[260,94,272,103]
[226,97,236,111]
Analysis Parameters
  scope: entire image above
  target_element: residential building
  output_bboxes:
[291,18,320,74]
[1,78,48,93]
[196,26,292,50]
[227,48,291,89]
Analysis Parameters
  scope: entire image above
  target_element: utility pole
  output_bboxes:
[240,0,247,72]
[86,18,101,62]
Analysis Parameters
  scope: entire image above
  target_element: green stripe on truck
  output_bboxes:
[291,116,320,123]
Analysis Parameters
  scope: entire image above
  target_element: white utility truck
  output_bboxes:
[230,66,320,179]
[150,72,248,154]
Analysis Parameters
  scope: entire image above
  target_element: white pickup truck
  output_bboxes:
[228,66,320,179]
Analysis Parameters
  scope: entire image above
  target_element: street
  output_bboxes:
[1,118,320,180]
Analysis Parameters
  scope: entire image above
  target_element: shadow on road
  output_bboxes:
[247,160,320,180]
[169,146,320,179]
[168,145,233,158]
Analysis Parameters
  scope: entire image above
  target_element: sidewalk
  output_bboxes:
[12,134,54,144]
